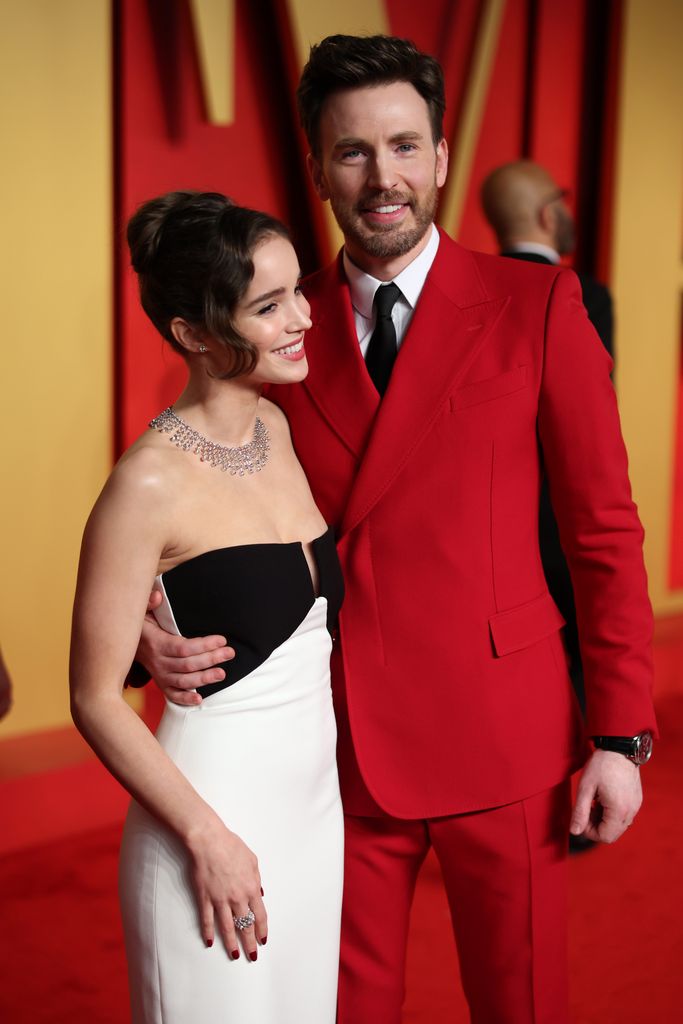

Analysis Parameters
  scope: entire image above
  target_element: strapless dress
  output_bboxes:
[119,528,344,1023]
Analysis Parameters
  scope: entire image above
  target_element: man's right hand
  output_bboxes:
[138,590,235,706]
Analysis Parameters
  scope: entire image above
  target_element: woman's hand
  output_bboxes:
[187,818,268,961]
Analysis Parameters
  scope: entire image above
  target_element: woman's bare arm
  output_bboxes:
[70,450,266,956]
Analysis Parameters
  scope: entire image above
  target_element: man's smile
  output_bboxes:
[358,194,412,226]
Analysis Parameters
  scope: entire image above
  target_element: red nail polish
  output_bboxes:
[260,887,264,896]
[231,949,240,960]
[260,935,267,946]
[205,939,213,948]
[249,950,258,961]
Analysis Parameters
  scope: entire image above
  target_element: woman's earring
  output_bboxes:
[199,344,207,353]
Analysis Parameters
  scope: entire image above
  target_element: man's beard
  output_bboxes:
[330,183,439,260]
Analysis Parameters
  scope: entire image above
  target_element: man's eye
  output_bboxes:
[397,143,416,153]
[341,149,362,160]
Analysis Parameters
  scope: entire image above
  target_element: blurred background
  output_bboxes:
[1,1,682,1021]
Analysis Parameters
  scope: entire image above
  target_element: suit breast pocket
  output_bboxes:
[450,365,528,412]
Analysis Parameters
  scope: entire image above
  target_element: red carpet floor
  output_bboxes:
[403,691,683,1022]
[1,677,682,1021]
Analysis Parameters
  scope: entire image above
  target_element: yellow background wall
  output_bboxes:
[0,2,113,738]
[612,0,683,616]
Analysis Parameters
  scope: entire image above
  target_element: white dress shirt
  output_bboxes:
[342,224,441,357]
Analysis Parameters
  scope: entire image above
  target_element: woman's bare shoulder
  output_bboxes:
[94,429,184,522]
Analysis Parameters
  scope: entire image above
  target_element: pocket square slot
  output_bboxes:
[450,365,527,411]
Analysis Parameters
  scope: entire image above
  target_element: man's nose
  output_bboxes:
[367,153,398,191]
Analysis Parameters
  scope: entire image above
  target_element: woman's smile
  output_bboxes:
[272,336,306,360]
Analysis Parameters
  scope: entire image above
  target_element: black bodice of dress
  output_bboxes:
[159,526,344,699]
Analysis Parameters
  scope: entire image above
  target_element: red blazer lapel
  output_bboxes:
[301,256,379,459]
[341,236,510,536]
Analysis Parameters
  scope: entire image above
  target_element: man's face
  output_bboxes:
[309,81,448,271]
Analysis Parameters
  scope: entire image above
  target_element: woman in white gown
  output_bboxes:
[70,192,344,1023]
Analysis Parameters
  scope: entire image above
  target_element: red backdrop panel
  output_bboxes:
[116,0,612,451]
[117,0,310,448]
[115,4,683,643]
[529,0,586,189]
[456,0,531,253]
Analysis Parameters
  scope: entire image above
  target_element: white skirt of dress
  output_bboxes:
[119,598,344,1024]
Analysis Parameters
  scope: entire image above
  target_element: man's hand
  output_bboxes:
[570,748,643,844]
[138,590,235,706]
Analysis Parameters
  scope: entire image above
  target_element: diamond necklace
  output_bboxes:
[149,406,270,475]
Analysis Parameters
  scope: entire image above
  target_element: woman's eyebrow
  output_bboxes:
[244,287,286,309]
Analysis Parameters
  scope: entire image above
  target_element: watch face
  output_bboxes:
[635,731,653,765]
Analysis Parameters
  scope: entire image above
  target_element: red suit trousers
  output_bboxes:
[338,780,571,1024]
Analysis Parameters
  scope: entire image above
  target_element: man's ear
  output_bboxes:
[307,152,330,201]
[170,317,205,355]
[435,138,449,189]
[538,201,555,234]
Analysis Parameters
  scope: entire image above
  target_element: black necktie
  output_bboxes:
[365,283,401,396]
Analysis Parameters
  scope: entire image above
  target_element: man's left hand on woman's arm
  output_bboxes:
[135,589,235,706]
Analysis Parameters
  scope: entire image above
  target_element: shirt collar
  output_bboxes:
[506,242,560,264]
[343,224,440,319]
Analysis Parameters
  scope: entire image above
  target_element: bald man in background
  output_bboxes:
[481,163,614,850]
[481,160,613,351]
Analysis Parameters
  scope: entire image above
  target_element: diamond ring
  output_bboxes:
[233,909,256,931]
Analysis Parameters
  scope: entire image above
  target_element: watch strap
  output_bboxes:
[592,735,637,756]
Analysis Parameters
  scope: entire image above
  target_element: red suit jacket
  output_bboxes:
[270,230,656,820]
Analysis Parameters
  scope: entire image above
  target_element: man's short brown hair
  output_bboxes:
[297,34,446,159]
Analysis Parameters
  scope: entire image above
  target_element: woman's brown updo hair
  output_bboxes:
[127,191,290,378]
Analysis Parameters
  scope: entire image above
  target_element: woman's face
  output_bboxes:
[231,235,312,385]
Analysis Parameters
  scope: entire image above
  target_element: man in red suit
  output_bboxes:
[136,35,656,1023]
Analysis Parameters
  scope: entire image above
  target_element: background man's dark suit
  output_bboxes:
[503,248,614,711]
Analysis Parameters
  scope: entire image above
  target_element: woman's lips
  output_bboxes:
[272,338,306,361]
